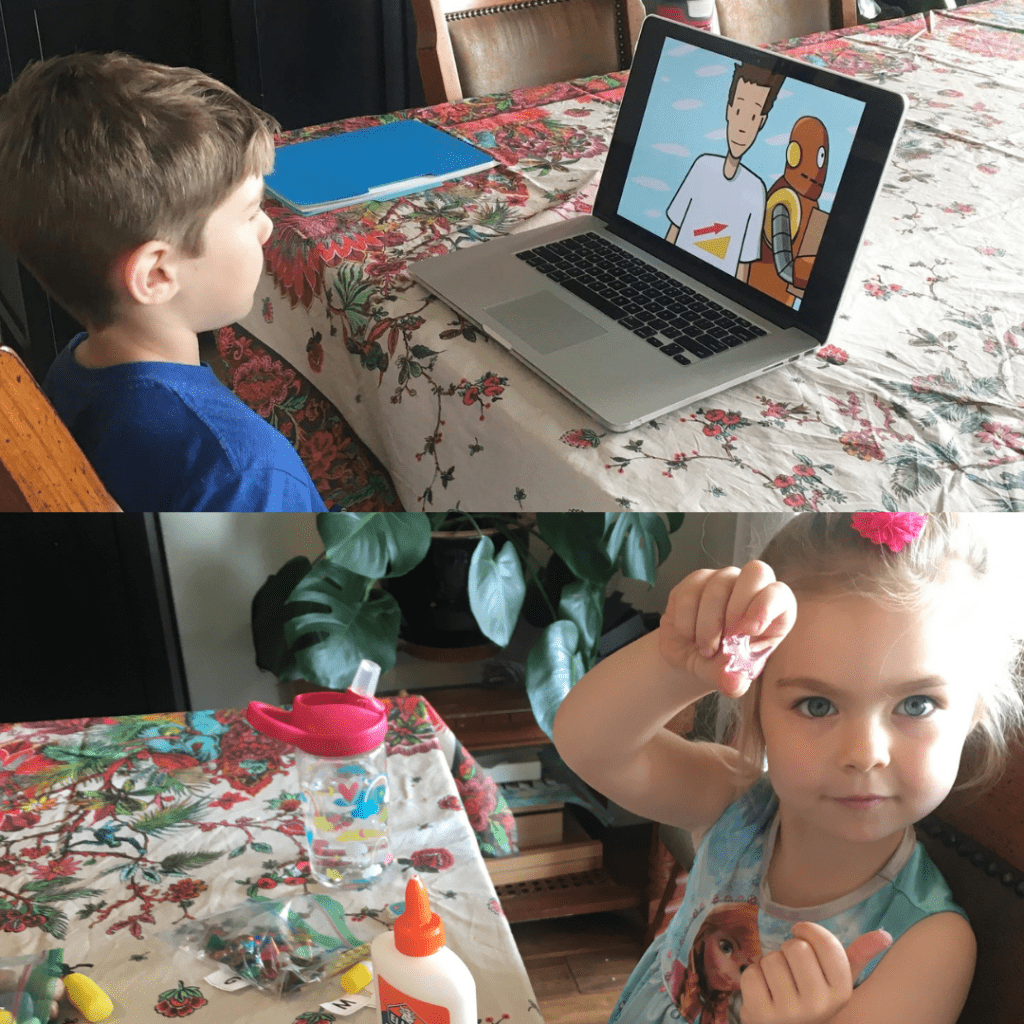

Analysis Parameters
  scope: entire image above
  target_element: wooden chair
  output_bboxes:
[0,345,120,511]
[716,0,859,45]
[411,0,647,105]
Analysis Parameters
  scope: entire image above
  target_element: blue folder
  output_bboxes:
[265,118,499,215]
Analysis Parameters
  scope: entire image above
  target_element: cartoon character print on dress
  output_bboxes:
[668,903,761,1024]
[748,116,829,306]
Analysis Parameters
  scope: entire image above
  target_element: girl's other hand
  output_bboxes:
[739,921,893,1024]
[659,560,797,699]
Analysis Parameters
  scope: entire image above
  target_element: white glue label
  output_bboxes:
[321,993,372,1015]
[205,968,252,991]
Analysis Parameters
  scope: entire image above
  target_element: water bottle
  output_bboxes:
[246,662,392,889]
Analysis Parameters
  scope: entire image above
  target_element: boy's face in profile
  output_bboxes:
[174,174,272,331]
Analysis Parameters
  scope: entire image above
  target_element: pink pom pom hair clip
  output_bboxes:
[850,512,928,552]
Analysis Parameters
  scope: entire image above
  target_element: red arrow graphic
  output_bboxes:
[693,222,727,237]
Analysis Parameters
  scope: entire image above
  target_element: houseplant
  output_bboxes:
[252,512,684,737]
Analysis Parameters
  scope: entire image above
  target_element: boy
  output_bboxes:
[0,52,328,511]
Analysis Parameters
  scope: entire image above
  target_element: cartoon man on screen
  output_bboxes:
[665,63,785,282]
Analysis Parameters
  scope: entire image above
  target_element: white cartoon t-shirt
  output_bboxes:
[608,776,965,1024]
[666,154,766,277]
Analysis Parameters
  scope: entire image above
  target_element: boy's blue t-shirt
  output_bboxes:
[610,776,966,1024]
[44,334,328,512]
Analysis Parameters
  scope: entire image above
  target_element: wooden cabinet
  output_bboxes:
[0,0,424,378]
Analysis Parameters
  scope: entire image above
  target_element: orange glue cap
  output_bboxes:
[394,875,445,956]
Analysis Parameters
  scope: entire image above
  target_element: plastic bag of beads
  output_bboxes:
[0,950,64,1024]
[159,894,361,996]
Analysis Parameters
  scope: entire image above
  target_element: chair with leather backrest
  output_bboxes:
[0,345,121,511]
[410,0,647,105]
[716,0,859,46]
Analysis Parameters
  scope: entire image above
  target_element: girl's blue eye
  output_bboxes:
[796,696,835,718]
[896,695,935,718]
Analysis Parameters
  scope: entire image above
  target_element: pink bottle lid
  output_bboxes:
[246,690,387,757]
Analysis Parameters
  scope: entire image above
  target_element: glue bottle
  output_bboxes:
[370,876,477,1024]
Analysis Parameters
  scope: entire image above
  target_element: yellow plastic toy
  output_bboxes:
[339,962,372,995]
[60,967,113,1023]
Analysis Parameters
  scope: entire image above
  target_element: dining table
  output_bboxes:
[0,696,536,1024]
[228,0,1024,512]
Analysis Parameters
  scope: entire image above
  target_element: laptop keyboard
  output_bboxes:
[515,232,768,365]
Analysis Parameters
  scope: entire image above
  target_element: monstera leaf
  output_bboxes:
[283,559,403,686]
[318,512,432,579]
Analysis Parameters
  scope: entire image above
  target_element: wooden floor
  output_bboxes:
[510,909,647,1024]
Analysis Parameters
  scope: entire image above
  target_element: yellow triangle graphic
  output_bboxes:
[695,235,731,259]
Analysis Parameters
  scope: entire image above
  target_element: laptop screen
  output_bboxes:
[615,36,867,313]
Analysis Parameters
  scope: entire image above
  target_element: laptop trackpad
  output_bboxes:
[486,291,606,354]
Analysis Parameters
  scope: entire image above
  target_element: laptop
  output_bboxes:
[411,15,906,432]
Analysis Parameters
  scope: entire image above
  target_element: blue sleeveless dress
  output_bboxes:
[609,776,965,1024]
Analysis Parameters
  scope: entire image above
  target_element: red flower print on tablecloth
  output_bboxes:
[216,324,254,363]
[439,795,462,812]
[164,880,207,906]
[307,331,325,373]
[299,429,341,490]
[405,848,455,872]
[215,714,289,796]
[155,981,208,1017]
[458,773,498,834]
[149,751,201,773]
[30,855,80,881]
[0,809,40,831]
[840,429,886,461]
[816,344,848,366]
[385,697,442,756]
[231,352,298,418]
[450,743,515,857]
[208,791,249,810]
[561,428,602,449]
[864,279,905,300]
[978,420,1024,452]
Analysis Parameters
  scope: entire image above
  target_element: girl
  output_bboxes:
[553,513,1023,1024]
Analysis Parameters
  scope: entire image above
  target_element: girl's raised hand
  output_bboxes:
[739,921,893,1024]
[659,561,797,699]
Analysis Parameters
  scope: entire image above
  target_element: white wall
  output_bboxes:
[160,514,323,711]
[160,513,739,711]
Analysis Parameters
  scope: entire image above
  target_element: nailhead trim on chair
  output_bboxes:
[446,0,631,71]
[920,814,1024,900]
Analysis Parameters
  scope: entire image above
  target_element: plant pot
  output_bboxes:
[381,524,522,653]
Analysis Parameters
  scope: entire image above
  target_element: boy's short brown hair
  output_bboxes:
[0,52,279,328]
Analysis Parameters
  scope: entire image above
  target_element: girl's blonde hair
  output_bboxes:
[727,513,1024,793]
[0,52,278,328]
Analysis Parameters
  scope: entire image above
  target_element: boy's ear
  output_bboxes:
[120,241,180,306]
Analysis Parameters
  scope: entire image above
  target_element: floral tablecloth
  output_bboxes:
[236,0,1024,511]
[0,698,533,1024]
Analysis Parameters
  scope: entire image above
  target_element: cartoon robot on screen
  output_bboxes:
[748,116,830,307]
